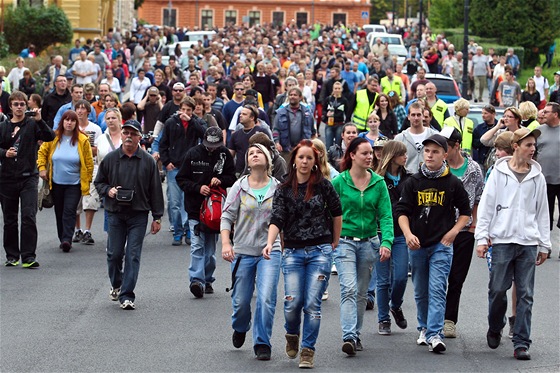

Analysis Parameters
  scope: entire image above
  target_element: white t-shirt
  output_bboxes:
[95,131,122,164]
[73,59,94,84]
[7,67,28,90]
[533,75,549,100]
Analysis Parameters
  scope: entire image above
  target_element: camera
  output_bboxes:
[24,110,36,117]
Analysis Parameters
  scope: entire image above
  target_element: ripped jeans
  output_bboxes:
[282,244,333,350]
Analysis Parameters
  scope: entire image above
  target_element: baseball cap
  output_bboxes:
[173,82,185,90]
[245,89,259,100]
[440,126,463,144]
[422,134,448,152]
[373,137,389,148]
[148,87,159,95]
[122,119,142,133]
[554,71,560,76]
[202,126,223,149]
[511,127,541,144]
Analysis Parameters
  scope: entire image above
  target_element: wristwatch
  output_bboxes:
[154,219,162,224]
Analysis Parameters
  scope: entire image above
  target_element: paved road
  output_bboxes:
[1,199,559,372]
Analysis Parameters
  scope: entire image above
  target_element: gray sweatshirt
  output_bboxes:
[220,175,281,256]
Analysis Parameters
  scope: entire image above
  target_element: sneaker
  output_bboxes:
[514,347,531,360]
[4,259,19,267]
[417,328,428,346]
[331,263,337,275]
[390,308,408,329]
[190,282,204,298]
[110,287,120,301]
[428,335,446,353]
[168,226,174,232]
[298,348,314,369]
[120,300,135,310]
[72,230,83,243]
[322,291,329,301]
[342,339,357,356]
[81,231,94,245]
[22,261,40,269]
[285,333,299,359]
[172,238,182,246]
[443,320,457,338]
[487,329,502,349]
[232,330,246,348]
[378,320,391,335]
[508,316,515,339]
[185,230,191,245]
[205,283,214,294]
[255,344,271,360]
[61,241,71,253]
[366,298,374,310]
[355,338,363,351]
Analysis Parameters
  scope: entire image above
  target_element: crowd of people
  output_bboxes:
[0,21,558,368]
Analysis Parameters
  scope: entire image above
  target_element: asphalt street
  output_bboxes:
[1,198,559,373]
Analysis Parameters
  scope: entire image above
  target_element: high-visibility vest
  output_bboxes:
[352,89,378,131]
[443,116,474,153]
[430,98,448,126]
[527,120,540,130]
[380,75,403,100]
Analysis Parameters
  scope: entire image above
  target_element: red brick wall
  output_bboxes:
[138,1,369,29]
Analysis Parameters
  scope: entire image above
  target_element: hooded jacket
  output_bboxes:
[475,157,551,253]
[394,127,439,174]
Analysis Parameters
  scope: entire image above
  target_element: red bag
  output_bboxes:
[199,186,227,233]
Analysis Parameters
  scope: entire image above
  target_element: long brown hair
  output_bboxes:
[282,139,323,201]
[376,140,407,176]
[55,110,80,146]
[340,137,369,172]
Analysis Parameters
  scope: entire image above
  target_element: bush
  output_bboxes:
[0,34,9,59]
[4,4,73,55]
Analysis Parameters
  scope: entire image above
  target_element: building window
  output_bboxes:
[163,8,177,27]
[333,13,347,26]
[225,10,237,25]
[296,12,308,28]
[248,11,261,26]
[272,11,284,27]
[201,10,213,29]
[17,0,44,6]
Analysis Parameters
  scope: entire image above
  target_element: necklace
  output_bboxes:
[354,172,370,196]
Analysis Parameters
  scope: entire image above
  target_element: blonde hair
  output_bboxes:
[519,101,538,120]
[311,138,332,180]
[376,140,407,176]
[367,112,380,122]
[453,98,470,112]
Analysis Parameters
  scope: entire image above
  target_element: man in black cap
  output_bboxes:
[395,133,471,354]
[95,119,164,310]
[176,126,236,298]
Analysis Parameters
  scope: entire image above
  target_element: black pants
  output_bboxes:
[445,231,475,323]
[0,176,39,263]
[52,183,82,244]
[546,183,560,231]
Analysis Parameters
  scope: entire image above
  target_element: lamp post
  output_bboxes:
[461,0,470,98]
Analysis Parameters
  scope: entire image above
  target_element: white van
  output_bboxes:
[165,30,217,56]
[363,24,387,34]
[367,32,405,48]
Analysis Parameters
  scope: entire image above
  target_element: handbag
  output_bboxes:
[38,179,54,210]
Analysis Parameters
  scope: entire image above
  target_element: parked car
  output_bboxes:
[424,73,461,104]
[447,103,505,125]
[387,44,408,65]
[363,24,387,34]
[367,32,405,48]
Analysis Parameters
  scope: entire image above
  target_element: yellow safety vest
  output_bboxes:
[527,120,540,130]
[430,98,448,127]
[352,89,378,131]
[380,76,403,101]
[443,116,474,153]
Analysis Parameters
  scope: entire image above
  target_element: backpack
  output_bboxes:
[199,186,227,233]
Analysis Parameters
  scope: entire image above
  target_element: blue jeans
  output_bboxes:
[488,244,537,350]
[106,211,148,302]
[166,168,188,240]
[231,251,281,349]
[376,235,409,322]
[325,124,344,149]
[188,219,217,285]
[334,237,379,341]
[282,244,332,350]
[409,242,453,341]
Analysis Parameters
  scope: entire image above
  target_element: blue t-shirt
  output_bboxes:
[52,136,81,185]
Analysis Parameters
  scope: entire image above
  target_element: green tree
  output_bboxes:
[428,0,463,29]
[370,0,392,24]
[4,4,72,55]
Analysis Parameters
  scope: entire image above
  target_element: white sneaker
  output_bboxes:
[331,264,338,275]
[120,299,135,310]
[428,335,446,353]
[322,291,329,301]
[417,329,428,346]
[110,287,120,301]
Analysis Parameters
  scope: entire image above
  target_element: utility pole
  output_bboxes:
[462,0,470,99]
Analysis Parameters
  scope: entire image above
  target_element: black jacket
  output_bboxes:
[176,144,236,218]
[0,116,55,181]
[42,90,71,128]
[95,146,164,219]
[159,114,205,168]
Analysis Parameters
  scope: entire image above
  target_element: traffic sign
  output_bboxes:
[361,11,369,20]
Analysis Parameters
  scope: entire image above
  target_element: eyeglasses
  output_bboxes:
[503,115,516,119]
[122,131,141,136]
[173,89,184,92]
[234,88,245,91]
[12,102,26,107]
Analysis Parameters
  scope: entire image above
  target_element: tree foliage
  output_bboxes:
[428,0,463,29]
[134,0,145,10]
[4,4,73,55]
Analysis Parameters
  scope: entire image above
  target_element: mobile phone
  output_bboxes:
[25,110,36,117]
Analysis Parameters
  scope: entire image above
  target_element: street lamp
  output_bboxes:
[461,0,469,98]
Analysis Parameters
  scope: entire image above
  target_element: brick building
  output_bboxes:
[138,0,371,29]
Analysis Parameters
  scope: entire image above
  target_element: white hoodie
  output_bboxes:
[475,156,551,253]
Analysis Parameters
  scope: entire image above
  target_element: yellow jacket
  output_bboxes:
[37,133,94,195]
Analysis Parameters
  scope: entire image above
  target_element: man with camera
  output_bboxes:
[0,91,55,268]
[94,119,164,310]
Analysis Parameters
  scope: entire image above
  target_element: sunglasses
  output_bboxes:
[234,88,245,91]
[173,89,184,92]
[12,102,26,107]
